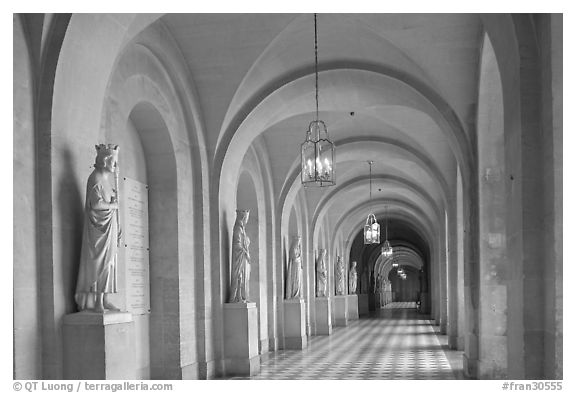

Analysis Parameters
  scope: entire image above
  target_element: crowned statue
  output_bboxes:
[75,144,122,313]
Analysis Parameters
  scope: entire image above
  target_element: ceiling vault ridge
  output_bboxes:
[215,60,471,183]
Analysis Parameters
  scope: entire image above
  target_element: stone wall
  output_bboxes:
[13,14,42,379]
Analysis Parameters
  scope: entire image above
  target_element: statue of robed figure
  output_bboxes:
[349,261,358,294]
[229,209,251,302]
[316,249,327,297]
[335,256,345,295]
[75,144,122,313]
[285,236,303,299]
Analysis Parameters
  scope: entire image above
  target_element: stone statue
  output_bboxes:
[348,261,358,294]
[229,209,251,302]
[315,249,327,297]
[286,236,303,299]
[75,144,122,313]
[335,256,345,295]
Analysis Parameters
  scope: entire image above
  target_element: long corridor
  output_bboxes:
[236,302,464,380]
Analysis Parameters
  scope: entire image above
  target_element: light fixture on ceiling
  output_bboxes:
[364,160,380,244]
[382,205,393,257]
[301,13,335,187]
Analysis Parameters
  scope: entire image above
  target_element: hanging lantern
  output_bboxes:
[381,205,394,257]
[382,240,393,257]
[301,120,335,186]
[301,14,335,187]
[364,213,380,244]
[363,161,379,244]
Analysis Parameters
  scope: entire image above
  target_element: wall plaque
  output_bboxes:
[121,177,150,315]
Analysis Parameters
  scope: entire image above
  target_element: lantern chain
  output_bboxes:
[314,13,319,123]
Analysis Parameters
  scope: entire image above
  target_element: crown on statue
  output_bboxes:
[95,144,119,158]
[94,144,119,168]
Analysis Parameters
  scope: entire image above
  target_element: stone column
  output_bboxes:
[474,34,508,379]
[63,312,136,379]
[358,293,369,316]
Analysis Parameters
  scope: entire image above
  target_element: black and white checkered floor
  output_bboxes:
[231,302,463,380]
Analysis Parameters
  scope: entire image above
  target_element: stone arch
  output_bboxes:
[100,42,201,379]
[236,158,270,354]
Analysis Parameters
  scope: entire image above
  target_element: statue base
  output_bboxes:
[283,298,307,349]
[63,311,136,379]
[346,294,359,320]
[358,293,369,316]
[334,295,348,326]
[223,302,260,376]
[314,297,332,335]
[385,290,393,305]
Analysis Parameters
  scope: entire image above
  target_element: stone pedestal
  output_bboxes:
[223,302,260,376]
[284,298,307,349]
[314,297,332,335]
[358,293,369,316]
[347,294,359,320]
[334,295,348,326]
[63,311,136,379]
[385,290,393,305]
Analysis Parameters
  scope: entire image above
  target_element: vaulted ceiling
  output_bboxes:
[154,13,483,264]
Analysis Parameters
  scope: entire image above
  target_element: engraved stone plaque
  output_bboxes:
[121,177,150,315]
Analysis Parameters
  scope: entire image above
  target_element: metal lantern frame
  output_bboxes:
[301,120,335,187]
[300,13,335,188]
[382,239,393,257]
[381,205,394,257]
[364,213,380,244]
[363,161,380,244]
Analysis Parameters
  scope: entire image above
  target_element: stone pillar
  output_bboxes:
[223,303,260,376]
[474,34,509,379]
[358,293,369,316]
[385,291,392,306]
[448,207,460,349]
[283,299,307,349]
[347,294,359,320]
[420,292,430,314]
[334,295,348,326]
[368,292,376,311]
[63,311,136,379]
[314,297,332,335]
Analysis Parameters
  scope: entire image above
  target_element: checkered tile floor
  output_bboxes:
[231,302,462,380]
